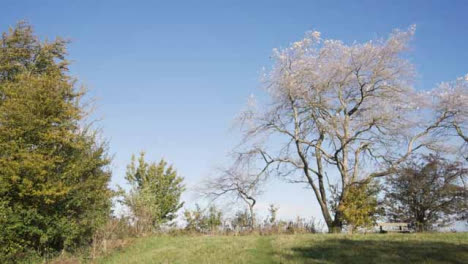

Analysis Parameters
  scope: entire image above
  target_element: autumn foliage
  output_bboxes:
[0,22,112,262]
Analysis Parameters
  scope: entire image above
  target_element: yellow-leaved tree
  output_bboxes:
[0,22,112,262]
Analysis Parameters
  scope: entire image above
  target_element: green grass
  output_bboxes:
[97,233,468,264]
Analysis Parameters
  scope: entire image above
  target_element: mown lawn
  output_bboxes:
[97,233,468,264]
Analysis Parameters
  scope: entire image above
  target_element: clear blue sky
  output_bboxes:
[2,0,467,223]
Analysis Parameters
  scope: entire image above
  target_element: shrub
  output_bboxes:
[121,152,185,234]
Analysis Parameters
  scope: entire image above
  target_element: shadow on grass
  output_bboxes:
[281,238,468,264]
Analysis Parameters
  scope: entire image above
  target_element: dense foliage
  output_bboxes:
[384,155,467,231]
[338,181,381,232]
[0,22,112,262]
[123,152,184,232]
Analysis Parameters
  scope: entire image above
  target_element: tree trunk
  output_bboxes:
[328,210,343,233]
[328,220,343,233]
[249,205,255,229]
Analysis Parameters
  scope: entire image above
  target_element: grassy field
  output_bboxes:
[96,233,468,264]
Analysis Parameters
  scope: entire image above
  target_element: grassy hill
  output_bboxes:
[96,233,468,264]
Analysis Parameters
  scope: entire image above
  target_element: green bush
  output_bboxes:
[184,204,223,233]
[122,152,185,233]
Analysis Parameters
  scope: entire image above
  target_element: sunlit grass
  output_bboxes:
[97,233,468,264]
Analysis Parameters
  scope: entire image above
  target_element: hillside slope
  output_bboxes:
[97,233,468,264]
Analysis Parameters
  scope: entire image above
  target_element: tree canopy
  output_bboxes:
[235,26,467,232]
[123,152,184,232]
[385,155,467,231]
[0,22,112,261]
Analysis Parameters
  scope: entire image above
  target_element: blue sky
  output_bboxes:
[2,0,467,223]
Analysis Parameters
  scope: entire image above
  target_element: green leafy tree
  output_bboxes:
[206,205,223,232]
[123,152,184,232]
[0,201,24,261]
[0,22,112,261]
[339,181,381,233]
[385,155,467,232]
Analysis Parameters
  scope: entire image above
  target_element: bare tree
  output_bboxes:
[201,160,266,228]
[236,26,456,232]
[431,75,468,159]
